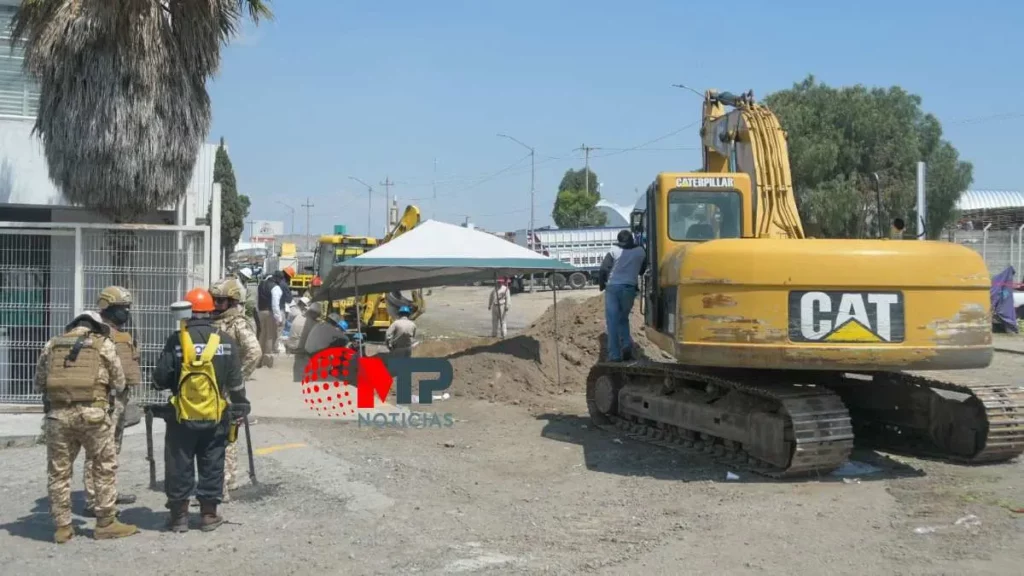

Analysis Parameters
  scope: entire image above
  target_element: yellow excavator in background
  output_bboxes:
[586,89,1024,477]
[308,205,425,339]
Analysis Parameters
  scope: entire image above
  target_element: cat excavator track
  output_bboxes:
[585,362,855,479]
[587,362,1024,477]
[823,372,1024,464]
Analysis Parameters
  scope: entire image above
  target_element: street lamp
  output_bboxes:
[349,176,374,236]
[276,200,295,235]
[497,133,536,292]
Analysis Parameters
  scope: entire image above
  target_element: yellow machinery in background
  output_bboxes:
[585,89,1024,478]
[308,205,425,338]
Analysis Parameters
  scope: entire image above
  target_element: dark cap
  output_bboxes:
[616,230,634,247]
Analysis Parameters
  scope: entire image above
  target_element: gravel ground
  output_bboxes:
[2,286,1022,575]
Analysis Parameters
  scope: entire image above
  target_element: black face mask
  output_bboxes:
[105,306,132,327]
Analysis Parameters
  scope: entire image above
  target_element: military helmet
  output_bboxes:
[210,277,246,301]
[97,286,132,310]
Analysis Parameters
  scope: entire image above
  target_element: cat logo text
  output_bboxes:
[788,291,905,344]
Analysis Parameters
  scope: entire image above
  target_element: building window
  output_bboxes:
[0,5,40,118]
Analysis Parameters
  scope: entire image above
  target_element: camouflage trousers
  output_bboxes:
[45,405,118,527]
[83,400,124,509]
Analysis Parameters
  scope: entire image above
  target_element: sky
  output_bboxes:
[208,0,1024,240]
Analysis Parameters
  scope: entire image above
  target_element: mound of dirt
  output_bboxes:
[414,293,673,410]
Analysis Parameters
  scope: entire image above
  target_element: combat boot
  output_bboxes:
[94,516,138,540]
[199,501,224,532]
[54,524,74,544]
[166,501,189,533]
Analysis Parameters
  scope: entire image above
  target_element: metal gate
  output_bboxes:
[0,222,210,405]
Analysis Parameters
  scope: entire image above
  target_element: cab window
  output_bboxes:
[667,190,742,241]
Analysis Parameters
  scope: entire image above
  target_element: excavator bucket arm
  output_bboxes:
[360,205,423,326]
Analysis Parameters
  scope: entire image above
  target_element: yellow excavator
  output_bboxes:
[586,89,1024,477]
[308,205,425,338]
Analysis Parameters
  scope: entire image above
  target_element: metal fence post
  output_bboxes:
[73,225,84,314]
[1017,224,1024,278]
[210,182,222,282]
[982,223,991,264]
[203,226,212,287]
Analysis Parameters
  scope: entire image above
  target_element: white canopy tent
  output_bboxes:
[313,219,579,386]
[314,219,577,301]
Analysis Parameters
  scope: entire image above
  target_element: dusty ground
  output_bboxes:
[1,286,1022,575]
[416,285,596,339]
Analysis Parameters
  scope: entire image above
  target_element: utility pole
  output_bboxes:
[498,133,536,292]
[246,219,254,242]
[575,144,601,194]
[301,197,314,251]
[380,176,394,235]
[349,176,374,237]
[275,200,295,235]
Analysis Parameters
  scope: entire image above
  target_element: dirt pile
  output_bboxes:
[414,293,673,410]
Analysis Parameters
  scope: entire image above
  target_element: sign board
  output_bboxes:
[251,220,284,242]
[334,224,348,235]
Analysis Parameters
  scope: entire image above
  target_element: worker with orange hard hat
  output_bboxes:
[151,287,249,533]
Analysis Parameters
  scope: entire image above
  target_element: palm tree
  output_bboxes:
[10,0,272,220]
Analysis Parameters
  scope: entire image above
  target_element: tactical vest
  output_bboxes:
[45,330,108,405]
[110,329,143,387]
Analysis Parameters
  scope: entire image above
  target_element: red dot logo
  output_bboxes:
[302,348,358,417]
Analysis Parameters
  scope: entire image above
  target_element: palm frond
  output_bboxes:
[11,0,273,219]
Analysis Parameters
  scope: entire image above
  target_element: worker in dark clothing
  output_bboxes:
[278,267,295,311]
[152,288,250,533]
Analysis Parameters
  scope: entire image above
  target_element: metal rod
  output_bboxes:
[916,162,927,240]
[145,409,156,489]
[244,414,257,485]
[553,286,560,388]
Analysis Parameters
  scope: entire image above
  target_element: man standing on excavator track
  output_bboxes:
[598,230,647,362]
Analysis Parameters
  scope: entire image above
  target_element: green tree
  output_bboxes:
[763,75,972,239]
[208,137,250,254]
[11,1,272,220]
[558,167,600,196]
[552,188,608,228]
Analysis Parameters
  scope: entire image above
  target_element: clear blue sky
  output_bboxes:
[208,0,1024,239]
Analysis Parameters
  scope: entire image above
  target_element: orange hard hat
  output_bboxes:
[312,276,322,287]
[283,266,295,278]
[184,287,215,312]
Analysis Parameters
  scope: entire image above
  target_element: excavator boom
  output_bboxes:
[360,205,426,327]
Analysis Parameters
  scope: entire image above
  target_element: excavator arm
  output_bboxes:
[360,205,424,326]
[701,90,804,239]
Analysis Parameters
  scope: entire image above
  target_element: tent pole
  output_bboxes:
[354,269,364,355]
[553,282,560,388]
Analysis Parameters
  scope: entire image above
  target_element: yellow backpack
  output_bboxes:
[169,328,226,427]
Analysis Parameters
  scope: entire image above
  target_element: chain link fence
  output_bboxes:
[946,227,1024,278]
[0,222,210,406]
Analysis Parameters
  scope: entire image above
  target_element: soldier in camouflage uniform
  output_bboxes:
[36,311,139,543]
[210,277,261,502]
[82,286,141,516]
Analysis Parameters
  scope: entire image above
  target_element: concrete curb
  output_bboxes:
[1,435,41,450]
[0,404,43,414]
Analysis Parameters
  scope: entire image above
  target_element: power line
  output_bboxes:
[590,121,699,159]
